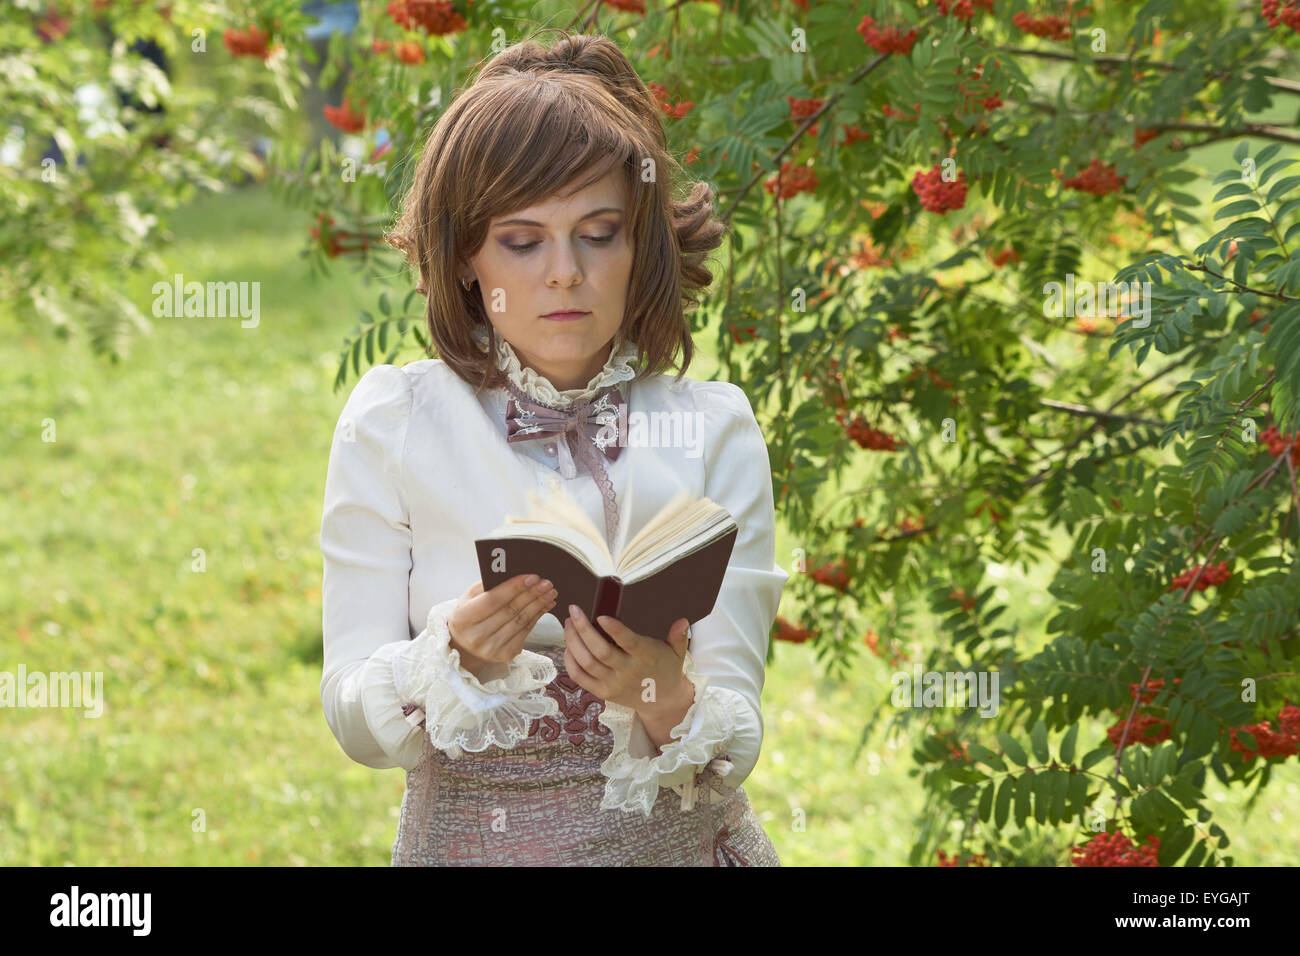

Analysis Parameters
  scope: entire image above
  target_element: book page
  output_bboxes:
[498,482,614,568]
[616,494,733,573]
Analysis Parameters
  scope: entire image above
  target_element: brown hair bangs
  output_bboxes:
[385,31,727,394]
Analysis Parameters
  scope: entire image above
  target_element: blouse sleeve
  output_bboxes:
[596,381,788,816]
[320,364,560,772]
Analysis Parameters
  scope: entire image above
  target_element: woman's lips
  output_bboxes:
[542,311,589,321]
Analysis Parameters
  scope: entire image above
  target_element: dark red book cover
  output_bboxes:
[474,526,738,642]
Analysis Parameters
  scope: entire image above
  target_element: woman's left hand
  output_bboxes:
[563,604,693,713]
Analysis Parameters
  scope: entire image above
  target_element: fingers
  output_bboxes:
[565,608,619,675]
[479,575,556,638]
[497,588,559,653]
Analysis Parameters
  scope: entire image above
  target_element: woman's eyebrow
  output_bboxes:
[493,206,624,227]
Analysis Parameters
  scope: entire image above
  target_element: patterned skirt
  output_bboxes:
[391,643,781,866]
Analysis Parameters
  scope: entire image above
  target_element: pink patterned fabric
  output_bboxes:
[391,643,781,866]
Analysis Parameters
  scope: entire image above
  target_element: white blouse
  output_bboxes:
[319,333,788,818]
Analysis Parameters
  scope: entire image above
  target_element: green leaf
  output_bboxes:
[1158,824,1196,865]
[1059,724,1079,764]
[1030,720,1050,763]
[1215,199,1260,220]
[1081,745,1111,771]
[994,775,1014,829]
[977,781,995,822]
[1212,182,1254,202]
[1049,770,1069,824]
[1032,770,1051,823]
[1267,176,1300,205]
[998,732,1029,766]
[1014,772,1033,824]
[967,743,1006,772]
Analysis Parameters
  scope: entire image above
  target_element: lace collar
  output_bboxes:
[472,324,641,408]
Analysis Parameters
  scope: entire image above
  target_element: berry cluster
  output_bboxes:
[882,102,920,124]
[1012,11,1072,40]
[647,81,693,119]
[1129,677,1181,705]
[912,165,968,213]
[856,16,920,55]
[773,616,816,644]
[973,498,1005,522]
[898,515,927,535]
[1167,560,1230,592]
[862,628,904,665]
[224,24,271,59]
[809,559,851,593]
[954,64,1002,116]
[848,235,891,269]
[764,161,819,198]
[988,246,1020,267]
[1106,712,1172,748]
[1262,0,1300,32]
[393,40,425,64]
[1261,425,1300,466]
[309,214,374,259]
[728,321,757,344]
[385,0,468,35]
[840,124,871,146]
[1061,158,1126,196]
[787,95,824,137]
[948,588,976,611]
[324,99,366,133]
[1071,830,1160,867]
[936,0,994,20]
[843,414,902,451]
[937,849,988,866]
[1134,127,1161,148]
[906,362,954,389]
[1228,703,1300,762]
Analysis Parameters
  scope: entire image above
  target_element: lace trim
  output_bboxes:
[394,599,561,760]
[596,650,739,818]
[473,325,640,407]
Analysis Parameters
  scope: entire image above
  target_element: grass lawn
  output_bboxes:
[2,181,1296,866]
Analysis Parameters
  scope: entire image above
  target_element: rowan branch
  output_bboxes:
[1188,263,1300,302]
[999,45,1300,97]
[719,16,938,225]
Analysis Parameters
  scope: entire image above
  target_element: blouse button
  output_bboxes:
[544,442,556,456]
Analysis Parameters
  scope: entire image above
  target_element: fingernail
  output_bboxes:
[524,574,539,586]
[537,579,552,591]
[569,604,584,622]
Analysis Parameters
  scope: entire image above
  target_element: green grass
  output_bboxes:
[2,182,1297,866]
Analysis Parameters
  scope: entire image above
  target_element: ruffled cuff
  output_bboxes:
[392,597,560,760]
[596,650,740,818]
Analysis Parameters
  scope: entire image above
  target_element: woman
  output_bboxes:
[320,29,787,865]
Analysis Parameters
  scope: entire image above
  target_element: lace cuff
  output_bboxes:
[596,650,740,818]
[392,597,560,759]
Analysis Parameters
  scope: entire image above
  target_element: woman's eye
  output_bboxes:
[504,235,616,253]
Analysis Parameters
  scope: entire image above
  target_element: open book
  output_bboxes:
[473,486,738,642]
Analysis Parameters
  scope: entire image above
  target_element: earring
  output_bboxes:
[462,277,473,290]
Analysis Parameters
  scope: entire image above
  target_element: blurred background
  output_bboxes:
[3,0,1298,866]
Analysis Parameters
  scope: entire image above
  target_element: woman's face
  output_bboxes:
[462,167,633,391]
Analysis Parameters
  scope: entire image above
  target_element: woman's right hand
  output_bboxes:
[448,574,558,676]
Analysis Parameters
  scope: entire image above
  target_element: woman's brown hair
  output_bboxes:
[385,29,727,393]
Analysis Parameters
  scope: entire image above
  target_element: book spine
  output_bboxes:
[591,576,623,642]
